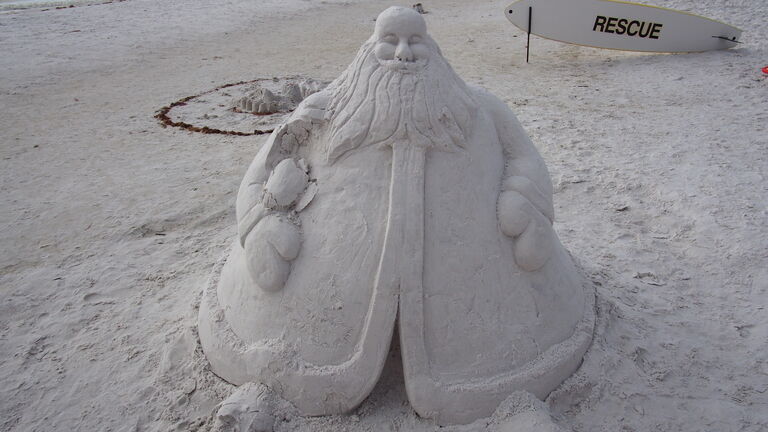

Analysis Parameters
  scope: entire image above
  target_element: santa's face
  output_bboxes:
[325,6,477,161]
[373,8,430,70]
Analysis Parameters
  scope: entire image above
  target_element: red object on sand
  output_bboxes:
[763,66,768,75]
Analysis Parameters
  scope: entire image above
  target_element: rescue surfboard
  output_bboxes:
[505,0,742,53]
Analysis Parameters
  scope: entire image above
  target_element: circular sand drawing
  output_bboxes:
[155,76,329,136]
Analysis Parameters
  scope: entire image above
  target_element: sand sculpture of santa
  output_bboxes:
[199,6,594,425]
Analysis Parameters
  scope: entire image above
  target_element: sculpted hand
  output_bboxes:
[241,159,311,292]
[497,176,555,271]
[291,91,328,124]
[265,95,326,167]
[236,92,326,292]
[244,215,301,292]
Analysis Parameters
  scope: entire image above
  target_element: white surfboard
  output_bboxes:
[505,0,742,52]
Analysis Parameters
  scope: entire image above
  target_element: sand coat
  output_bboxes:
[198,88,594,425]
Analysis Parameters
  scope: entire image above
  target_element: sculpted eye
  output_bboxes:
[382,34,398,44]
[409,35,422,44]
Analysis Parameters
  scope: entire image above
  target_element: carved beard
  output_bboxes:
[324,37,478,163]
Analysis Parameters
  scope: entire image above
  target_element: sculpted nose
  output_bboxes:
[395,40,414,62]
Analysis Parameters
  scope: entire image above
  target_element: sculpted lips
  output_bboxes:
[376,57,428,72]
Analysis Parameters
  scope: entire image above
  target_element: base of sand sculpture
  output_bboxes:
[198,6,594,426]
[200,255,595,424]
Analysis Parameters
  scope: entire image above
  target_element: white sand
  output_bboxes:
[0,0,766,431]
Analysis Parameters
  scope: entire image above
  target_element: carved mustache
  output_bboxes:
[376,57,429,73]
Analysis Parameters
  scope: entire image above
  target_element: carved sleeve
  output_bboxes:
[235,90,330,246]
[476,87,554,224]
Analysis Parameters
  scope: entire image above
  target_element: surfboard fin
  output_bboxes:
[712,35,742,44]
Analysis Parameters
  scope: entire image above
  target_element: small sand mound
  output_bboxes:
[156,76,328,136]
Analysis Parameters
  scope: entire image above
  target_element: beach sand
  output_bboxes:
[1,0,766,430]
